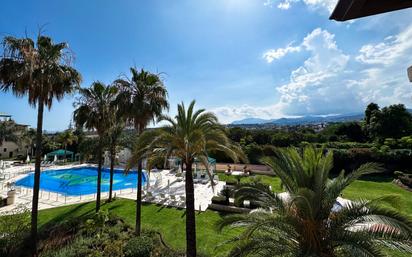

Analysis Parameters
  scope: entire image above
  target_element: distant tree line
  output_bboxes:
[211,103,412,174]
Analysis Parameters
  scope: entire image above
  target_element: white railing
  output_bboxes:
[13,185,137,205]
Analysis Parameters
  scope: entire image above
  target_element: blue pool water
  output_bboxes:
[15,166,147,196]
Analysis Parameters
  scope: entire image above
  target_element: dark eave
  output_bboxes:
[330,0,412,21]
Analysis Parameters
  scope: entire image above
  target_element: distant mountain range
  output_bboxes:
[231,113,365,126]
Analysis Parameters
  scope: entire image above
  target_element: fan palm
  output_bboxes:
[132,100,246,257]
[0,35,81,253]
[56,129,78,162]
[218,146,412,257]
[107,119,125,201]
[73,82,118,212]
[114,67,169,235]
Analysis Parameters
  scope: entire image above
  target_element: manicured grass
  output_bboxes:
[37,174,411,256]
[39,200,237,256]
[218,173,412,217]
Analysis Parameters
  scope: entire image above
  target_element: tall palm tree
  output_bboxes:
[107,120,125,202]
[132,100,246,257]
[0,120,18,146]
[218,146,412,257]
[57,129,78,162]
[73,82,118,212]
[114,67,168,235]
[0,35,81,253]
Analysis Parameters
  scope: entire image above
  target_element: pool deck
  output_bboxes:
[0,164,224,215]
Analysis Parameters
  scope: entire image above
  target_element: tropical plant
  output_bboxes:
[107,120,125,201]
[0,206,30,257]
[218,146,412,257]
[56,129,78,162]
[0,120,18,146]
[132,100,246,257]
[0,35,81,253]
[73,82,118,212]
[114,67,169,235]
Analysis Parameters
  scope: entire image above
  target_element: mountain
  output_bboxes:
[230,113,364,126]
[231,118,272,125]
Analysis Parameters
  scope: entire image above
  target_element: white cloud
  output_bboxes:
[263,43,301,63]
[211,104,284,124]
[275,28,353,115]
[356,25,412,65]
[265,0,338,13]
[215,25,412,123]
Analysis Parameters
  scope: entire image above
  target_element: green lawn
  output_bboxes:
[218,173,412,217]
[39,200,237,256]
[37,174,412,256]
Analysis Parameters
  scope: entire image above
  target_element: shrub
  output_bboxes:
[211,196,228,205]
[394,171,412,188]
[219,187,233,205]
[124,236,154,257]
[0,205,30,257]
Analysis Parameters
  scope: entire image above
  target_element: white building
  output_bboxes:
[0,113,30,160]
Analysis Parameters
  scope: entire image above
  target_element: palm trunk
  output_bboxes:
[96,138,103,212]
[108,145,115,202]
[31,100,44,256]
[135,159,143,235]
[135,125,143,236]
[185,160,196,257]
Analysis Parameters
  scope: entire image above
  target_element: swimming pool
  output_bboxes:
[15,166,147,196]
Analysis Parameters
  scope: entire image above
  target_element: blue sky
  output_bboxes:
[1,0,412,130]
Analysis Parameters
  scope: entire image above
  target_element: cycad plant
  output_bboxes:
[132,100,246,257]
[218,146,412,257]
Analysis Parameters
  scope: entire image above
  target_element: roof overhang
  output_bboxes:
[330,0,412,21]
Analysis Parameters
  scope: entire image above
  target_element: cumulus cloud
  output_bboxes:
[352,25,412,106]
[265,0,337,13]
[215,25,412,124]
[356,26,412,65]
[274,28,353,115]
[263,43,301,63]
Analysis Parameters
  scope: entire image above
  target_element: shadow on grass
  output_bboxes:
[357,174,394,183]
[39,202,91,229]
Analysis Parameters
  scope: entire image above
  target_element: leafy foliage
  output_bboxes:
[124,236,154,257]
[218,146,412,257]
[132,100,246,257]
[0,206,30,256]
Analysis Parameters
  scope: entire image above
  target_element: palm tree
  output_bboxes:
[132,100,246,257]
[0,35,81,253]
[218,146,412,257]
[114,67,168,235]
[57,129,78,162]
[107,120,125,201]
[73,82,118,212]
[0,120,18,146]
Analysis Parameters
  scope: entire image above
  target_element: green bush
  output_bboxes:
[124,236,154,257]
[0,206,30,257]
[212,196,228,205]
